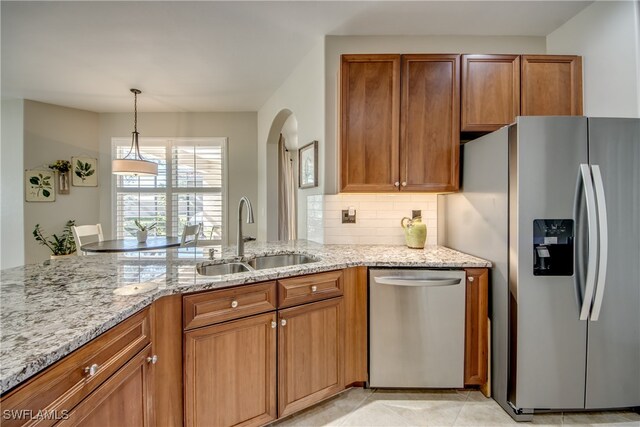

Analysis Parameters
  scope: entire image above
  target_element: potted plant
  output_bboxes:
[49,160,72,194]
[33,220,77,259]
[133,219,156,243]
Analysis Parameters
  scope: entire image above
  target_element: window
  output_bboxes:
[112,137,227,245]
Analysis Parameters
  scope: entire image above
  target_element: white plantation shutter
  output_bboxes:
[171,144,224,240]
[113,138,226,244]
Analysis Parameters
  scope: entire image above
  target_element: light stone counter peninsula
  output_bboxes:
[0,240,490,394]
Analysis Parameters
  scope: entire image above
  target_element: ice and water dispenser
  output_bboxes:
[533,219,574,276]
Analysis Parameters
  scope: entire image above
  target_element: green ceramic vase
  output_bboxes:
[401,216,427,249]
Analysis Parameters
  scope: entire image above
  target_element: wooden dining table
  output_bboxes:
[80,236,182,253]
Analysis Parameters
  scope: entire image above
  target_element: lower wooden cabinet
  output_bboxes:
[464,268,489,391]
[183,312,277,427]
[57,345,155,427]
[0,308,151,427]
[277,297,345,418]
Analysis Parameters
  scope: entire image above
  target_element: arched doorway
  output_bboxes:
[265,109,298,241]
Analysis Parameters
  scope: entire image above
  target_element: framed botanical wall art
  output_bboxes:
[72,156,98,187]
[298,140,318,189]
[25,170,55,202]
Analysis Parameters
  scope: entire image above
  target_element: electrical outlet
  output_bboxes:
[412,210,422,219]
[342,209,356,224]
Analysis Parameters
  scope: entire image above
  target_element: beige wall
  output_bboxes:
[1,98,25,268]
[257,41,325,241]
[323,35,547,194]
[547,1,640,117]
[98,112,258,243]
[23,101,100,264]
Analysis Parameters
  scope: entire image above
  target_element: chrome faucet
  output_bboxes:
[236,196,255,257]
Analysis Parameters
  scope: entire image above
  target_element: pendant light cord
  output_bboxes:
[123,89,143,160]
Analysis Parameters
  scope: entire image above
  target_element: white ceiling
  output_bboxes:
[1,1,592,113]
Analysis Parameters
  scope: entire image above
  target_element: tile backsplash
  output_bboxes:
[307,194,438,245]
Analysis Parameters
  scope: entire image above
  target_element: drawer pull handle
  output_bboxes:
[281,319,287,327]
[231,300,239,308]
[271,321,277,329]
[468,277,474,282]
[147,355,158,364]
[84,363,99,377]
[311,285,317,292]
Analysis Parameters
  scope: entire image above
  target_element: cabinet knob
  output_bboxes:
[84,363,99,377]
[271,321,277,329]
[146,355,158,364]
[401,182,407,187]
[468,276,474,282]
[281,319,287,327]
[231,300,239,308]
[394,182,400,187]
[311,285,317,292]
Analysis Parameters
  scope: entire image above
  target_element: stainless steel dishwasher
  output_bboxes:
[369,268,466,388]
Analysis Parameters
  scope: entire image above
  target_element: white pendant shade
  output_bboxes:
[112,159,158,176]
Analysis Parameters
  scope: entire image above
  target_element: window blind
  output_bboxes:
[113,138,226,243]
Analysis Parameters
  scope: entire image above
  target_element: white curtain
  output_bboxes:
[278,134,297,240]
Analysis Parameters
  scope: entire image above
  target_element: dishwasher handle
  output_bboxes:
[373,276,462,287]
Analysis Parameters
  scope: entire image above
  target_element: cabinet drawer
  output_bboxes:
[0,308,151,427]
[278,271,343,308]
[183,282,277,330]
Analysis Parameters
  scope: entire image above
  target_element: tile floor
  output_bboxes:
[271,388,640,426]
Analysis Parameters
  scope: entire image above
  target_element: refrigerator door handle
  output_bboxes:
[579,164,599,321]
[589,165,608,321]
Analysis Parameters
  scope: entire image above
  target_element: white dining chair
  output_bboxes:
[181,223,201,248]
[72,224,104,255]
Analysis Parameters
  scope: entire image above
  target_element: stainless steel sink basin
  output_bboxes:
[196,262,251,276]
[247,254,319,270]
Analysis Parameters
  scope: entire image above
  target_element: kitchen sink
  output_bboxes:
[247,254,319,270]
[196,253,320,276]
[196,262,251,276]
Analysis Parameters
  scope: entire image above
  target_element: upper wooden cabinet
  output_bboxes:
[401,54,460,192]
[340,54,400,192]
[461,54,520,132]
[521,55,583,116]
[341,54,460,193]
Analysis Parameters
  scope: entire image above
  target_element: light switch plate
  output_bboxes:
[412,210,422,219]
[342,210,356,224]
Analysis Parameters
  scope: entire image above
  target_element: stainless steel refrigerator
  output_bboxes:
[439,117,639,420]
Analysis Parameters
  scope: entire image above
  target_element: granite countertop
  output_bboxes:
[0,240,490,394]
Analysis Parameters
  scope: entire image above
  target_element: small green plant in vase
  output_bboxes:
[134,219,157,243]
[33,220,77,258]
[49,160,72,194]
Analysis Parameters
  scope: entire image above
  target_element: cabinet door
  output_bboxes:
[57,345,154,427]
[278,298,344,417]
[462,54,520,132]
[184,312,277,427]
[400,54,460,192]
[340,54,400,192]
[343,267,368,386]
[521,55,583,116]
[464,268,489,392]
[0,309,150,427]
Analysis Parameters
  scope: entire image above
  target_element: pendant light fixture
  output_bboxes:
[112,89,158,176]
